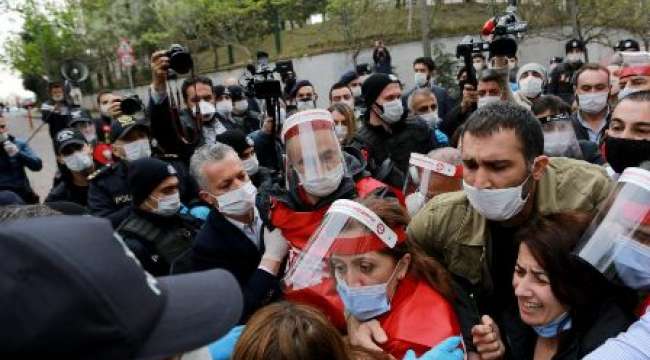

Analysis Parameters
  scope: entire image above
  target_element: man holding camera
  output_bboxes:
[148,49,226,162]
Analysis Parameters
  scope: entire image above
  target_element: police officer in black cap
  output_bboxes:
[68,108,98,145]
[228,85,262,134]
[614,38,641,52]
[117,157,201,276]
[350,73,440,188]
[565,38,587,68]
[87,115,197,228]
[45,128,96,207]
[213,85,245,132]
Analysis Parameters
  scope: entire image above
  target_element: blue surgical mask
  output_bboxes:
[335,260,401,321]
[532,312,572,338]
[614,236,650,291]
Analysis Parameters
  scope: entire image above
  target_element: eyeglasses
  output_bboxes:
[537,113,571,124]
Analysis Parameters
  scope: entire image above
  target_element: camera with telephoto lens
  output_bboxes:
[165,44,193,75]
[119,95,143,115]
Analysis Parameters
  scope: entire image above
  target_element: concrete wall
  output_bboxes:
[81,28,629,110]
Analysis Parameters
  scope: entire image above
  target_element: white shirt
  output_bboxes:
[225,207,263,249]
[584,309,650,359]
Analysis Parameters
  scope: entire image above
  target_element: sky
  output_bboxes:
[0,6,34,101]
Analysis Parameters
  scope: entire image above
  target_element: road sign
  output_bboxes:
[117,38,135,68]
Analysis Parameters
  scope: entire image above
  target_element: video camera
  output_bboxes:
[243,54,295,100]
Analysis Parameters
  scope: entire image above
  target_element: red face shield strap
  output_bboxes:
[328,227,407,256]
[620,200,650,226]
[282,120,333,143]
[619,65,650,79]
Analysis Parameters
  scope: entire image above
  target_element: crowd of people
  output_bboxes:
[1,36,649,359]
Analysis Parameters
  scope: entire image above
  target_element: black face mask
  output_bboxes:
[605,136,650,174]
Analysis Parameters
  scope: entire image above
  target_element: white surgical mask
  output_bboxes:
[216,100,233,117]
[100,104,111,117]
[81,127,97,143]
[63,151,93,172]
[377,99,403,124]
[123,139,151,161]
[193,100,216,121]
[298,163,344,197]
[463,174,531,221]
[242,155,259,176]
[578,92,608,114]
[233,100,249,113]
[414,72,428,87]
[213,181,257,216]
[419,112,439,127]
[566,52,584,64]
[52,94,64,102]
[297,99,316,111]
[151,192,181,217]
[351,86,362,98]
[473,62,484,72]
[618,86,639,101]
[519,77,543,99]
[0,132,8,143]
[477,95,501,108]
[334,124,348,141]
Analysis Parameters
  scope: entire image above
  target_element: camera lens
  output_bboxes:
[167,45,193,75]
[120,96,142,115]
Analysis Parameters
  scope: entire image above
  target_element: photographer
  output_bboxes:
[373,40,392,74]
[96,90,122,130]
[147,49,224,162]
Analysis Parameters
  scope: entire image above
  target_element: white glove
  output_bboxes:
[3,141,19,157]
[405,192,426,217]
[262,227,289,262]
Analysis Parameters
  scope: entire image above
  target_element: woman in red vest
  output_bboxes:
[285,196,461,359]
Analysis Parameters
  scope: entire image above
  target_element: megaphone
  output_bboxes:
[60,59,89,85]
[60,59,89,106]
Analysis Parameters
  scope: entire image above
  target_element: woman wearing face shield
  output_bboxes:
[285,196,461,359]
[578,163,650,359]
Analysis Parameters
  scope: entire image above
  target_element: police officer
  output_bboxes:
[87,114,197,227]
[614,38,641,52]
[116,157,201,276]
[45,128,95,207]
[68,108,98,145]
[213,85,245,132]
[40,81,73,153]
[228,85,262,135]
[351,73,440,189]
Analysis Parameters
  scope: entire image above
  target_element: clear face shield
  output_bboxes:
[539,115,583,160]
[403,153,463,216]
[575,167,650,290]
[285,199,404,292]
[282,110,347,197]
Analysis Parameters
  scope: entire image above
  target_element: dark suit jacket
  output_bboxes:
[192,209,280,322]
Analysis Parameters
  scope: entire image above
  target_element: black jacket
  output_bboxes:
[117,209,200,276]
[40,100,73,142]
[87,157,198,228]
[439,103,476,144]
[350,115,440,189]
[570,111,610,144]
[192,209,280,322]
[504,298,634,360]
[45,178,89,207]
